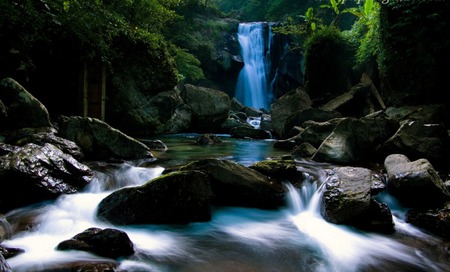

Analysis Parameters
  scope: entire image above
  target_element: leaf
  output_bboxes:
[343,7,362,17]
[305,7,314,21]
[364,0,374,16]
[311,22,316,31]
[63,1,70,12]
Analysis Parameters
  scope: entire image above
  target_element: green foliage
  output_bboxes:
[170,45,205,82]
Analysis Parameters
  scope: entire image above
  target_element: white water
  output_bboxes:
[3,160,449,271]
[235,22,273,110]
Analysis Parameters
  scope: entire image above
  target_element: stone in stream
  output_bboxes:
[407,203,450,239]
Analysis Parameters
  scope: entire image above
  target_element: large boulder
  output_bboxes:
[384,104,448,125]
[57,116,153,161]
[180,84,231,132]
[384,154,450,207]
[57,227,134,259]
[107,87,188,136]
[378,120,450,167]
[4,127,84,160]
[295,118,343,148]
[97,170,213,225]
[283,108,342,138]
[0,78,52,129]
[180,159,286,209]
[321,166,393,232]
[249,158,302,183]
[321,167,373,224]
[313,112,397,163]
[0,143,93,212]
[270,88,313,138]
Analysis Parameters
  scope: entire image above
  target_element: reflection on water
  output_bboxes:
[3,135,450,271]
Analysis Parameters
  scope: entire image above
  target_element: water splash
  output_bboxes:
[235,22,273,110]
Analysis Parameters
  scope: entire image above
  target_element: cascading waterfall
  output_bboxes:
[234,22,273,110]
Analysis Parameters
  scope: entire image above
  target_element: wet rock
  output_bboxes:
[57,115,153,161]
[0,245,24,259]
[97,171,213,225]
[244,107,263,117]
[295,119,343,148]
[378,120,450,167]
[196,134,223,145]
[230,97,244,112]
[260,114,272,131]
[250,158,301,182]
[0,216,11,242]
[384,104,448,124]
[0,144,19,156]
[283,108,342,138]
[320,82,372,116]
[0,143,93,212]
[407,203,450,239]
[4,127,84,160]
[0,100,7,125]
[220,117,251,132]
[230,126,272,139]
[181,159,286,209]
[321,167,373,224]
[164,103,192,134]
[181,84,230,132]
[0,253,12,272]
[271,88,313,138]
[139,139,168,151]
[352,199,395,234]
[0,78,52,130]
[292,143,317,158]
[273,139,297,150]
[57,227,134,259]
[313,112,397,164]
[384,154,450,207]
[25,261,118,272]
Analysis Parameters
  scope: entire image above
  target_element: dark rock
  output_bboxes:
[260,114,272,131]
[57,227,134,259]
[0,216,11,242]
[321,167,373,224]
[244,107,263,117]
[97,171,213,225]
[0,78,52,130]
[384,104,448,124]
[0,100,7,125]
[230,126,272,139]
[181,84,231,132]
[320,83,371,116]
[378,120,450,167]
[352,199,395,234]
[164,103,191,134]
[0,245,25,259]
[220,117,251,132]
[57,116,153,161]
[270,88,313,137]
[230,98,244,112]
[273,139,297,150]
[0,143,19,157]
[407,203,450,239]
[139,139,168,151]
[22,261,118,272]
[283,108,342,138]
[4,127,84,159]
[0,253,11,272]
[292,143,317,158]
[250,159,301,182]
[181,159,286,209]
[196,134,223,145]
[384,154,450,207]
[0,143,93,212]
[295,118,343,148]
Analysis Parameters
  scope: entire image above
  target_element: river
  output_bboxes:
[3,134,450,271]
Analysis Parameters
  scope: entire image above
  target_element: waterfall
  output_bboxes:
[235,22,273,110]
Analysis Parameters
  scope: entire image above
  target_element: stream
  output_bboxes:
[3,134,450,271]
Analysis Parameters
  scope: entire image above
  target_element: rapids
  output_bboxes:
[2,135,450,271]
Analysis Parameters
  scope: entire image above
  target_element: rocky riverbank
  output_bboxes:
[1,77,450,270]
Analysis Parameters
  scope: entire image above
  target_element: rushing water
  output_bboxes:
[2,135,450,271]
[234,22,273,110]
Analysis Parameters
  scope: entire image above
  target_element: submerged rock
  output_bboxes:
[57,227,134,259]
[97,171,213,225]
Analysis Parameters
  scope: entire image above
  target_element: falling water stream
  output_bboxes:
[234,22,273,110]
[2,135,450,271]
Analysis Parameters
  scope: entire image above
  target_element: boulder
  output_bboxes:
[283,108,342,138]
[249,158,301,182]
[321,167,373,224]
[139,139,168,151]
[295,118,343,148]
[97,171,213,225]
[384,104,448,124]
[0,143,93,212]
[230,126,272,139]
[180,159,286,209]
[292,143,317,159]
[0,78,52,130]
[196,134,223,145]
[181,84,231,132]
[352,199,395,234]
[384,154,450,207]
[0,245,24,259]
[313,112,397,164]
[163,104,192,134]
[4,127,84,159]
[270,88,313,138]
[220,117,251,133]
[378,120,450,167]
[407,203,450,239]
[57,116,153,161]
[57,227,134,259]
[320,82,371,116]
